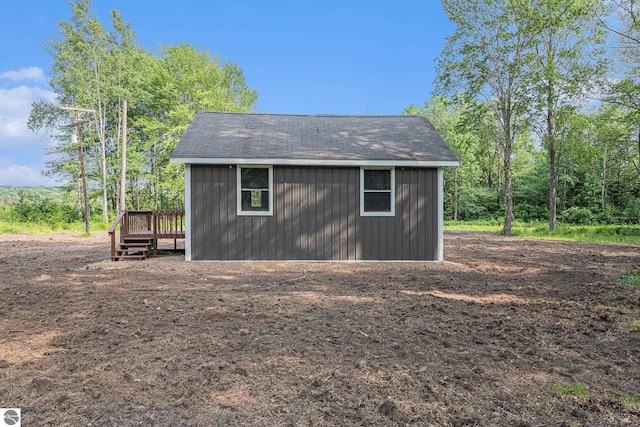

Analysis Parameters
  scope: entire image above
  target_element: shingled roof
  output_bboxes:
[171,112,459,166]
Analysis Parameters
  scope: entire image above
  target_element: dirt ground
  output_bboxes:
[0,231,638,427]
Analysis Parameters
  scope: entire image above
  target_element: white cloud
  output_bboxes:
[0,66,46,83]
[0,84,56,142]
[0,69,58,186]
[0,160,58,187]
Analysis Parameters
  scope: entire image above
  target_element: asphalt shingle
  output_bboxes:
[170,112,458,163]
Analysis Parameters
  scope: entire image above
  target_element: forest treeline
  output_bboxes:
[411,0,640,232]
[26,0,640,233]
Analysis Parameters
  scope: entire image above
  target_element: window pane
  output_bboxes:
[241,190,269,211]
[241,168,269,189]
[364,169,390,190]
[364,192,391,212]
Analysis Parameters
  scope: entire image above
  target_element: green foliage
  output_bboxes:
[624,199,640,224]
[594,205,618,225]
[513,156,549,221]
[0,186,67,205]
[560,206,595,225]
[437,0,540,233]
[28,0,258,222]
[0,186,111,233]
[423,1,638,234]
[455,186,501,220]
[2,190,77,227]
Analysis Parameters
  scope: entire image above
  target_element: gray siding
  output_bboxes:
[190,165,438,261]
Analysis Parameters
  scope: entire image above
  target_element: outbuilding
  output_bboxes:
[170,112,458,261]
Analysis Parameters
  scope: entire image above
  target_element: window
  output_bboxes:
[360,167,395,216]
[237,166,273,216]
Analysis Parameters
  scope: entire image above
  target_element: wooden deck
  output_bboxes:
[108,210,185,261]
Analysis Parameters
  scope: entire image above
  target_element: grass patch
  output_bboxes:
[617,319,640,332]
[621,393,640,411]
[444,219,503,232]
[616,270,640,291]
[445,220,640,245]
[605,390,640,411]
[553,383,587,397]
[0,220,109,235]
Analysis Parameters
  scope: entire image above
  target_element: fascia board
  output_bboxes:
[170,157,460,167]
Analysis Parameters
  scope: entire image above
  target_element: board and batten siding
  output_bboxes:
[190,165,439,261]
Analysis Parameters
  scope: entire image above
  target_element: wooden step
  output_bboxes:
[112,242,152,261]
[113,254,148,261]
[122,239,155,245]
[116,247,149,255]
[119,243,151,248]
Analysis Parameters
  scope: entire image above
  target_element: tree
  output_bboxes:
[29,1,258,226]
[131,43,257,208]
[406,97,496,220]
[436,0,539,234]
[524,0,607,231]
[30,0,144,223]
[601,2,640,180]
[46,0,109,224]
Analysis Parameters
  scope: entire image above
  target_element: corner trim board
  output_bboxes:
[185,164,192,261]
[437,167,444,262]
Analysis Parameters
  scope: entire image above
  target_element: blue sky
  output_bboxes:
[0,0,452,186]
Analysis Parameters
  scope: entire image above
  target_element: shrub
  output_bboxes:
[560,206,594,225]
[455,186,501,221]
[11,192,78,226]
[624,199,640,224]
[594,205,618,225]
[514,203,548,222]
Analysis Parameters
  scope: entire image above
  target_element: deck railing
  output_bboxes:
[108,210,185,259]
[154,210,185,239]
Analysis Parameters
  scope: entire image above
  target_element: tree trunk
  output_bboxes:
[502,144,514,235]
[636,125,640,178]
[501,110,514,235]
[92,56,109,226]
[549,144,557,231]
[562,164,568,212]
[77,179,83,222]
[120,99,128,212]
[74,128,90,234]
[547,105,557,232]
[453,168,459,220]
[601,145,607,211]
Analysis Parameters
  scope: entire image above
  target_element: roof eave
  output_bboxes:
[170,157,460,167]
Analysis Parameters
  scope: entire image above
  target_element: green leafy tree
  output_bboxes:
[29,1,258,225]
[406,97,482,220]
[132,43,257,209]
[436,0,540,234]
[601,2,640,180]
[29,0,144,223]
[523,0,607,231]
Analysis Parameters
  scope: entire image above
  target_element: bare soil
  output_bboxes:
[0,231,639,426]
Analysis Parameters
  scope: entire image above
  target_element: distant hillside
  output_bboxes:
[0,186,69,205]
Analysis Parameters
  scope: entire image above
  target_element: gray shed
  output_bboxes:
[170,112,458,261]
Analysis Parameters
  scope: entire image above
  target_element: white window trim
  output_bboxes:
[237,165,274,216]
[360,167,395,217]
